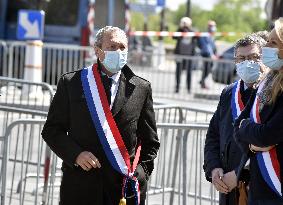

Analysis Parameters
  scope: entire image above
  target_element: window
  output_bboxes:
[7,0,79,26]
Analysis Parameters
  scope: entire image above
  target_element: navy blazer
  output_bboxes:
[234,89,283,200]
[204,81,252,205]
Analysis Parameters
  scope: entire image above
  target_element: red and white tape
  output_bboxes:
[125,0,131,34]
[87,0,95,45]
[129,31,244,37]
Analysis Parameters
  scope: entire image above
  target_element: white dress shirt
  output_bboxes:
[102,70,121,109]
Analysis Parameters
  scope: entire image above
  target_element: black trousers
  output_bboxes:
[200,54,213,86]
[175,59,192,92]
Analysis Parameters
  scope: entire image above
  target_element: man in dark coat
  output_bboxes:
[42,26,160,205]
[198,20,218,89]
[173,17,198,93]
[203,34,267,205]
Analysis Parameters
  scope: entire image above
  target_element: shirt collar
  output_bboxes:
[243,83,248,90]
[240,80,252,91]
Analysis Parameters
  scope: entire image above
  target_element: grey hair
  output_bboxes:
[94,26,128,48]
[255,30,269,42]
[234,33,267,56]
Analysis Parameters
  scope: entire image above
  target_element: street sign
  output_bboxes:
[157,0,166,7]
[17,10,45,40]
[129,3,157,14]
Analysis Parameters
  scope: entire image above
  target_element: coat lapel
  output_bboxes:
[111,70,135,117]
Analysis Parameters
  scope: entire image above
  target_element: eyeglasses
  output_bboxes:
[234,54,262,63]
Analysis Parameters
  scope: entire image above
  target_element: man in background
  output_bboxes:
[173,17,198,93]
[198,20,218,89]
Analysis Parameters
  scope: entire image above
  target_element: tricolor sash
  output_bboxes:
[250,79,282,197]
[81,64,141,204]
[231,80,245,121]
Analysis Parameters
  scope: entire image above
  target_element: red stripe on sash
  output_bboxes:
[92,64,131,170]
[132,145,141,173]
[237,89,244,111]
[270,148,281,180]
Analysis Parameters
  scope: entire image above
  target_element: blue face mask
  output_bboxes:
[262,47,283,70]
[236,60,261,84]
[209,26,217,33]
[102,49,128,73]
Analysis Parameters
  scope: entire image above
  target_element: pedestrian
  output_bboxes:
[198,20,218,89]
[203,34,268,205]
[42,26,160,205]
[173,17,198,93]
[234,18,283,205]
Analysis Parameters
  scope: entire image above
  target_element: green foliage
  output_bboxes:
[129,0,268,43]
[130,12,144,30]
[178,0,268,42]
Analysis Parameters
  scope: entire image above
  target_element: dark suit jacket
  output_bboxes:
[234,89,283,200]
[173,27,197,55]
[204,81,251,205]
[41,64,160,205]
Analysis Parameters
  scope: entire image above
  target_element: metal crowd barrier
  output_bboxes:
[1,41,93,85]
[128,51,235,101]
[146,123,218,205]
[0,119,60,205]
[0,77,55,205]
[0,76,54,113]
[42,43,93,85]
[0,41,9,77]
[154,104,214,124]
[1,41,234,101]
[0,119,217,205]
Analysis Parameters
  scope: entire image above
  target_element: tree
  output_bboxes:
[129,0,268,42]
[170,0,268,41]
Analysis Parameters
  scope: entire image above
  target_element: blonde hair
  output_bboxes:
[274,18,283,43]
[270,71,283,104]
[270,18,283,104]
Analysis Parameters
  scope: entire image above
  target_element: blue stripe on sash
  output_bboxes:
[231,81,238,121]
[257,153,280,196]
[81,69,121,173]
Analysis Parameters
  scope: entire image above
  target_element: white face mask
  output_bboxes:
[209,26,217,33]
[262,47,283,70]
[102,49,128,73]
[236,60,261,84]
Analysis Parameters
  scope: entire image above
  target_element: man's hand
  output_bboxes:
[211,55,218,60]
[211,168,229,194]
[250,144,275,152]
[75,151,101,171]
[222,170,237,192]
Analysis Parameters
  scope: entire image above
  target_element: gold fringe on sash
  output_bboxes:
[119,197,127,205]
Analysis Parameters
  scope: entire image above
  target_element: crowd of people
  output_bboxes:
[204,17,283,205]
[41,16,283,205]
[173,17,217,93]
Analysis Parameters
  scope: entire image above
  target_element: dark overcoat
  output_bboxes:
[235,88,283,201]
[204,81,251,205]
[42,64,160,205]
